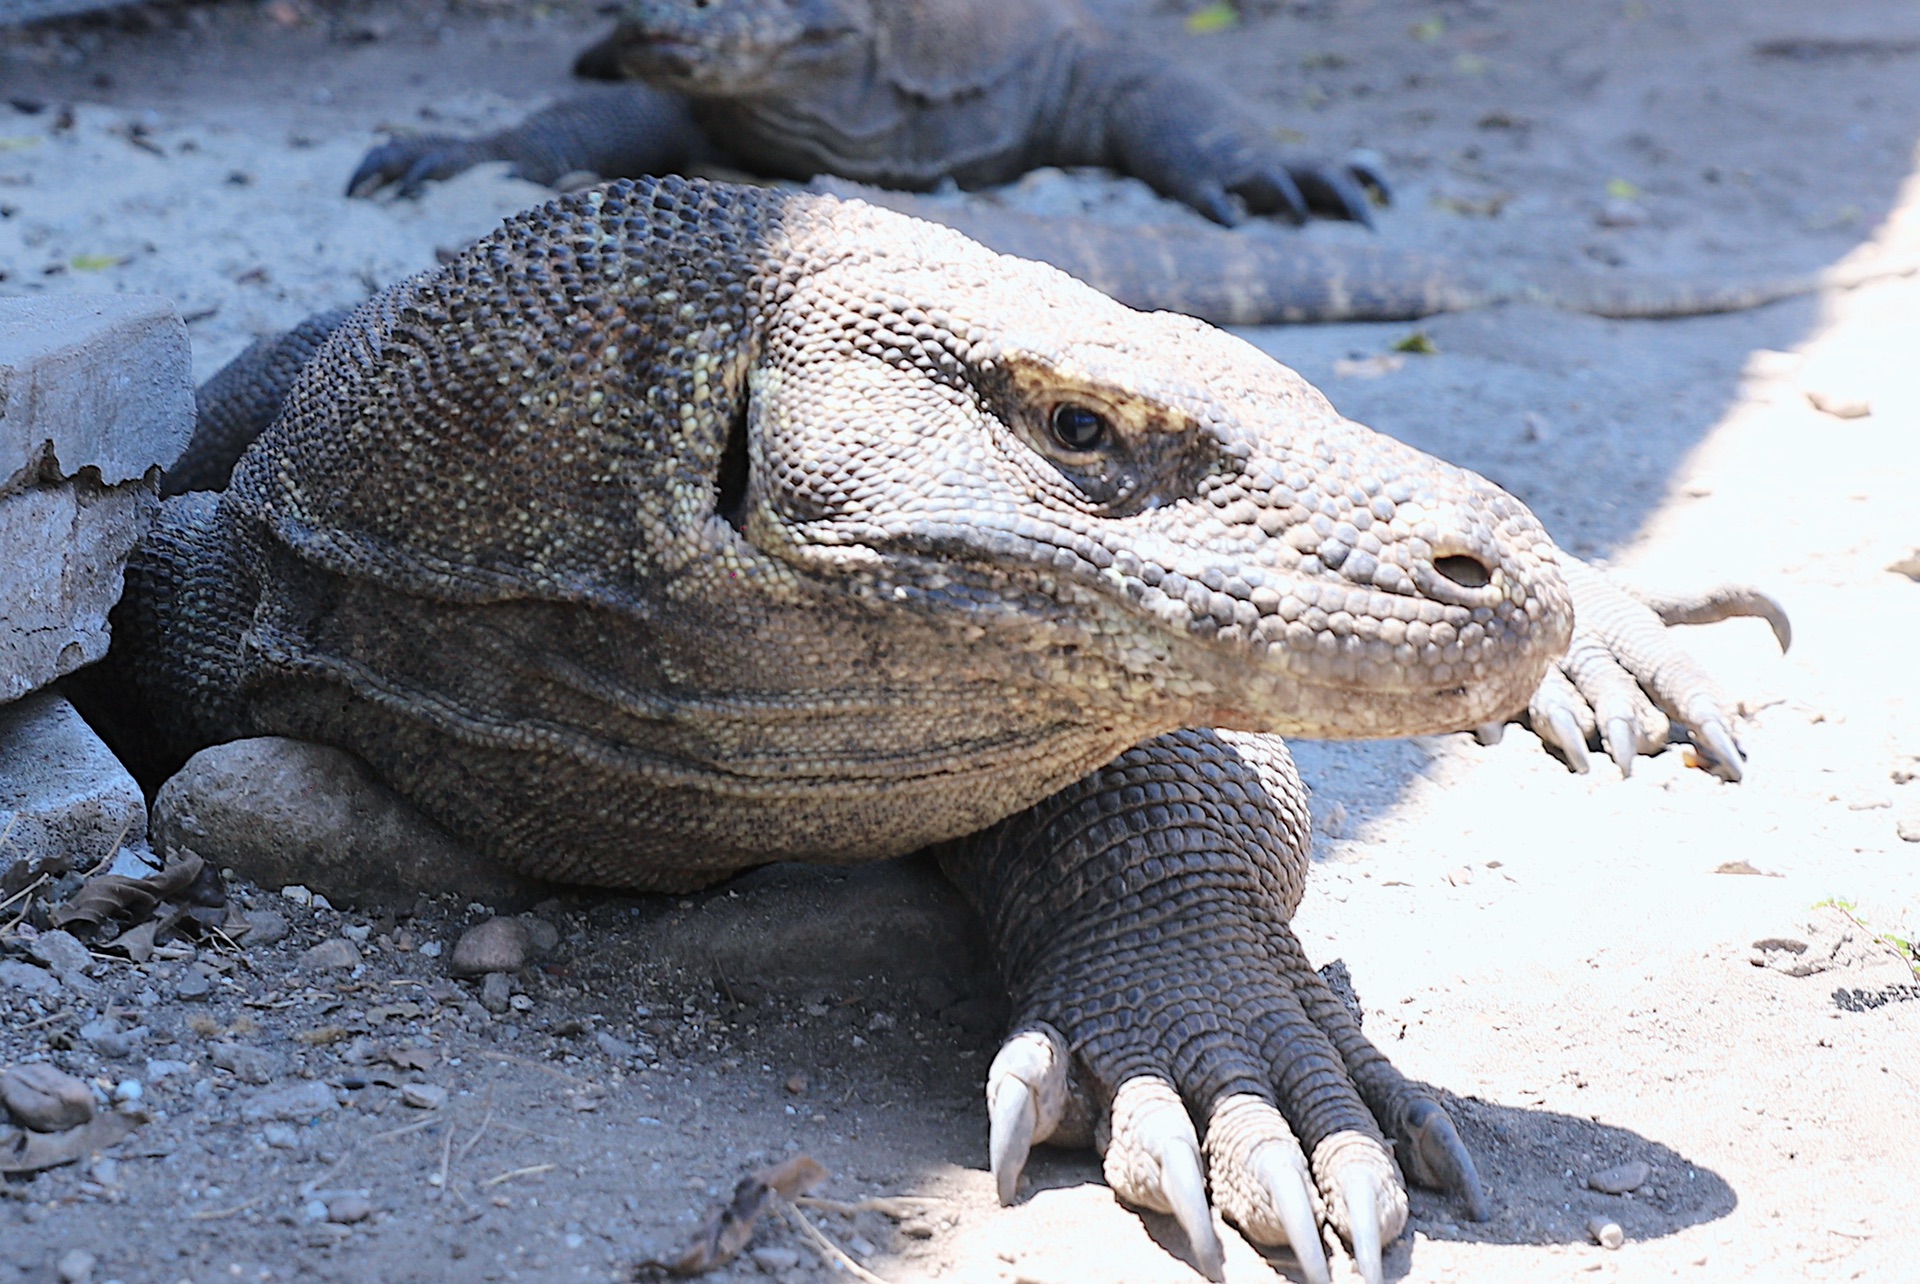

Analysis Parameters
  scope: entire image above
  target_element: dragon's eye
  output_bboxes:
[1049,403,1108,451]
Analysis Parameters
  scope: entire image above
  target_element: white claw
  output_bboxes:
[985,1026,1069,1206]
[1545,707,1591,773]
[988,1079,1036,1206]
[1604,716,1637,776]
[1251,1148,1330,1284]
[1342,1168,1385,1284]
[1162,1139,1225,1282]
[1700,720,1745,783]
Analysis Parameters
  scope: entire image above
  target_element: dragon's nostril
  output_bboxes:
[1435,554,1492,589]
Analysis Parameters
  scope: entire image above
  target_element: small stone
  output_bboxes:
[508,993,534,1012]
[55,1248,96,1284]
[174,971,214,1001]
[112,1079,142,1104]
[451,917,532,977]
[281,884,313,906]
[594,1032,636,1061]
[848,1235,877,1258]
[0,1063,95,1132]
[326,1192,372,1224]
[418,940,443,958]
[1587,1159,1652,1195]
[240,1079,339,1124]
[79,1016,142,1060]
[298,938,362,972]
[518,916,560,955]
[1595,196,1646,227]
[341,922,371,944]
[400,1083,448,1110]
[1897,814,1920,843]
[479,971,513,1014]
[784,1073,809,1095]
[303,1198,329,1221]
[866,1011,896,1032]
[211,1042,283,1086]
[1888,550,1920,581]
[243,909,290,946]
[750,1247,801,1273]
[262,1123,299,1149]
[1806,388,1872,419]
[0,960,62,999]
[144,1058,190,1081]
[1587,1217,1625,1249]
[26,929,95,984]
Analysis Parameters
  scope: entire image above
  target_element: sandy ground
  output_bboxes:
[2,1,1918,1281]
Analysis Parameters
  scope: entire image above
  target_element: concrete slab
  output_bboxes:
[0,689,146,895]
[0,294,192,488]
[0,294,192,700]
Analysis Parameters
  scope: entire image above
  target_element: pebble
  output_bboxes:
[341,922,372,944]
[866,1011,896,1032]
[1896,814,1920,844]
[262,1123,299,1149]
[519,916,560,955]
[26,929,95,983]
[0,959,62,999]
[417,940,443,958]
[243,909,290,945]
[240,1079,340,1124]
[400,1083,448,1110]
[112,1080,142,1104]
[78,1016,143,1060]
[303,1198,329,1221]
[1588,1217,1626,1249]
[1587,1159,1652,1194]
[281,885,314,906]
[479,971,513,1014]
[785,1073,809,1095]
[451,917,532,976]
[298,939,362,972]
[173,971,213,1002]
[750,1247,801,1272]
[0,1063,95,1132]
[327,1193,373,1224]
[594,1032,636,1061]
[145,1059,191,1082]
[55,1248,95,1284]
[212,1042,284,1086]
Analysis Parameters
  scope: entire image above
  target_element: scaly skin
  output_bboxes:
[112,179,1783,1280]
[350,0,1383,226]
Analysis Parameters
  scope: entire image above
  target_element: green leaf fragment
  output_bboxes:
[1185,3,1239,34]
[71,254,124,272]
[1392,331,1438,355]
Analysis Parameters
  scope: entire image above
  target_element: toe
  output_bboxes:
[1104,1077,1227,1281]
[986,1023,1073,1205]
[1203,1094,1331,1284]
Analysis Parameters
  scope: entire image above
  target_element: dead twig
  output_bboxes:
[189,1192,270,1221]
[782,1198,895,1284]
[477,1050,584,1085]
[479,1162,555,1188]
[794,1194,944,1219]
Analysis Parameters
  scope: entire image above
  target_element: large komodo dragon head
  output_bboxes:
[202,179,1571,876]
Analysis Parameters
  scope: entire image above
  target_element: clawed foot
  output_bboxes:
[944,730,1484,1283]
[1168,151,1390,230]
[1501,557,1790,782]
[347,135,503,199]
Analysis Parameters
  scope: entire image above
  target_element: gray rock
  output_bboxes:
[0,295,191,702]
[240,909,289,946]
[298,939,362,973]
[0,1063,95,1132]
[450,918,531,977]
[1897,813,1920,843]
[210,1042,283,1086]
[479,972,513,1015]
[54,1247,95,1284]
[239,1080,339,1123]
[0,959,61,999]
[326,1192,372,1224]
[518,915,560,956]
[78,1016,142,1060]
[400,1083,447,1110]
[1587,1159,1652,1195]
[594,1031,636,1061]
[173,971,213,1001]
[0,693,147,893]
[24,929,91,978]
[151,737,549,911]
[261,1123,299,1149]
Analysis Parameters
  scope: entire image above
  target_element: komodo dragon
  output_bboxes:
[103,178,1785,1283]
[350,0,1385,228]
[345,0,1912,325]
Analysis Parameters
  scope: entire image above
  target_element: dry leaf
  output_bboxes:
[638,1155,828,1275]
[50,852,224,938]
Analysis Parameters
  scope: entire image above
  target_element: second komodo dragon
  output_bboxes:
[347,0,1908,324]
[108,178,1784,1283]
